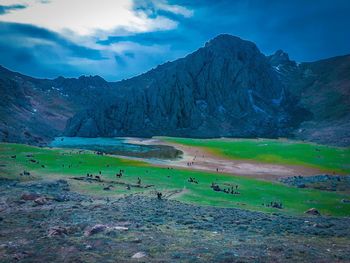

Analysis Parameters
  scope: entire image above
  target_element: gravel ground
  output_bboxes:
[0,178,350,262]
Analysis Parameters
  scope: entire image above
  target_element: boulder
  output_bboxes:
[131,252,147,259]
[305,208,321,216]
[84,224,107,236]
[48,226,68,237]
[34,197,48,205]
[21,192,40,201]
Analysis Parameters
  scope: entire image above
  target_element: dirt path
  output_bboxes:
[125,138,325,181]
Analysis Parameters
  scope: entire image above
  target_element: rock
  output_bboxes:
[112,226,128,231]
[305,208,321,216]
[85,245,93,250]
[105,226,129,237]
[84,224,107,236]
[48,226,68,237]
[13,252,29,261]
[53,194,68,202]
[34,197,48,205]
[21,192,40,201]
[131,252,147,259]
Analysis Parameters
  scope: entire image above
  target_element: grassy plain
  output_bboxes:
[0,141,349,216]
[164,137,350,174]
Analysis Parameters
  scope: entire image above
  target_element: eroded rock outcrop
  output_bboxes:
[65,35,303,138]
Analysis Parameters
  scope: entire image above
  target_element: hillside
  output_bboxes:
[268,52,350,145]
[0,66,114,145]
[1,34,349,146]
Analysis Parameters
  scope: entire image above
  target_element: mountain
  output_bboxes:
[65,35,305,139]
[0,66,115,145]
[1,34,349,146]
[268,51,350,146]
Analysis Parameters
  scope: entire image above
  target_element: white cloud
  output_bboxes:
[0,0,184,37]
[0,0,193,80]
[154,0,193,17]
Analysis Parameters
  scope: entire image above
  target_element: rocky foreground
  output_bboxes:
[0,178,350,262]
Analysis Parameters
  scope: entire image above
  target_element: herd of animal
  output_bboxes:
[10,152,284,209]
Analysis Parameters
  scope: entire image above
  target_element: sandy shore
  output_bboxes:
[124,137,324,181]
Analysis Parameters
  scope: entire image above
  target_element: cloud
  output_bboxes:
[0,4,26,15]
[0,0,190,37]
[0,0,194,80]
[0,0,349,81]
[137,0,193,17]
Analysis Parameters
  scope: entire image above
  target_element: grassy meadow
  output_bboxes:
[164,137,350,174]
[1,141,350,217]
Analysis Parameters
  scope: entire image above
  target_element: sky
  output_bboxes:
[0,0,349,81]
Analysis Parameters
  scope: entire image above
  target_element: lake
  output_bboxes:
[50,137,182,160]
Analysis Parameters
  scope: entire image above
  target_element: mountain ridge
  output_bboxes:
[0,34,349,146]
[64,35,306,139]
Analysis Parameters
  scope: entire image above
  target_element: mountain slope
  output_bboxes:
[0,66,114,145]
[268,51,350,146]
[65,35,304,138]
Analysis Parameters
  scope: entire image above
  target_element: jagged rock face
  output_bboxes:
[65,35,297,138]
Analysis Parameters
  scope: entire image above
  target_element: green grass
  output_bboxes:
[163,137,350,174]
[1,142,350,216]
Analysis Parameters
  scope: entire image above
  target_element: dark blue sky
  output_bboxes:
[0,0,349,81]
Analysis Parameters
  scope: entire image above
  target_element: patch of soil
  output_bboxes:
[126,138,326,181]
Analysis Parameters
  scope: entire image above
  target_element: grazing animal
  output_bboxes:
[157,192,163,200]
[268,201,283,209]
[211,183,221,192]
[103,185,112,191]
[11,155,16,159]
[95,175,101,181]
[188,177,198,184]
[137,177,141,185]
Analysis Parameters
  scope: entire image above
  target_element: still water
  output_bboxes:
[50,137,182,160]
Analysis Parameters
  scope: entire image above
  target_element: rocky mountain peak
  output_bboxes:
[203,34,260,58]
[268,49,297,68]
[64,34,302,139]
